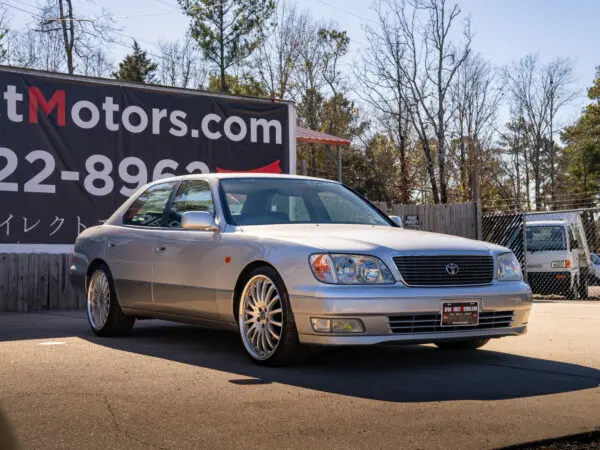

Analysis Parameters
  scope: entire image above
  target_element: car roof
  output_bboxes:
[146,172,340,186]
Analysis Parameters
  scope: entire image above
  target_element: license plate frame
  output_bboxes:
[441,300,480,326]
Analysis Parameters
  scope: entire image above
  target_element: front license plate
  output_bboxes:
[441,301,479,326]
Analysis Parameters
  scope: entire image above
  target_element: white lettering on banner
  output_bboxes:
[0,147,18,192]
[186,161,209,174]
[201,113,222,140]
[0,84,285,144]
[169,110,188,137]
[152,108,168,135]
[118,157,148,196]
[0,146,212,198]
[250,118,282,144]
[4,86,23,123]
[84,155,114,196]
[71,100,100,129]
[122,106,148,134]
[24,150,56,193]
[102,96,120,131]
[224,116,247,142]
[153,159,178,180]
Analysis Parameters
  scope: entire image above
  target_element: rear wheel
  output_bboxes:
[238,266,302,366]
[434,338,490,350]
[87,265,135,337]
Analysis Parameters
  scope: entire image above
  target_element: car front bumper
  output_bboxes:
[289,281,532,346]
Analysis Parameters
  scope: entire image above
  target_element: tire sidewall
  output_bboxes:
[87,265,119,334]
[237,266,297,364]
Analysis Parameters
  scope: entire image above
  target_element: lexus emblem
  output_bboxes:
[445,263,460,275]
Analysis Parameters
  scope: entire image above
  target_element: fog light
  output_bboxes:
[310,318,365,333]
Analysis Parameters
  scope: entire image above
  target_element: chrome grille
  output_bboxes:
[393,255,494,286]
[388,311,514,334]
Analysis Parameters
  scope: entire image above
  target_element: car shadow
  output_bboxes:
[83,320,600,403]
[2,313,599,403]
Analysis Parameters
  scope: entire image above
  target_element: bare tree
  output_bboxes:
[450,53,502,200]
[9,27,64,71]
[36,0,118,75]
[80,48,113,78]
[253,1,310,100]
[503,54,575,208]
[356,0,413,203]
[157,35,207,88]
[383,0,472,203]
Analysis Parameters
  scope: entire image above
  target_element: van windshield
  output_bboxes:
[526,225,567,251]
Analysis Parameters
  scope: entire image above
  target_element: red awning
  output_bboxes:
[296,126,351,146]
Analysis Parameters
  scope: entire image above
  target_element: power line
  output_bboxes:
[315,0,375,24]
[0,1,40,17]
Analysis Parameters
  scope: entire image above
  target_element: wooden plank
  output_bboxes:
[58,254,68,310]
[28,254,39,311]
[0,254,8,312]
[17,254,28,312]
[7,254,18,312]
[49,254,61,310]
[37,254,49,310]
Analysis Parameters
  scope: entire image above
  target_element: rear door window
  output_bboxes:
[123,182,176,227]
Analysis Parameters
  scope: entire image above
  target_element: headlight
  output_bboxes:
[496,252,523,281]
[551,260,570,268]
[309,254,395,284]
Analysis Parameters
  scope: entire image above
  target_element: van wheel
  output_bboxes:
[578,279,588,299]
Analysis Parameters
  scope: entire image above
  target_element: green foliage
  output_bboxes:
[112,41,157,83]
[207,73,267,97]
[563,66,600,197]
[179,0,275,93]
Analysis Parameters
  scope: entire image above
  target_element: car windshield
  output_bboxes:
[220,177,392,226]
[591,254,600,265]
[526,225,567,251]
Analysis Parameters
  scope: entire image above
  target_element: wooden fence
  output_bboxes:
[0,253,85,312]
[374,201,481,240]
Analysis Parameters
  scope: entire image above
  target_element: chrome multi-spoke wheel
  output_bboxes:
[86,264,135,337]
[88,269,111,330]
[239,274,284,361]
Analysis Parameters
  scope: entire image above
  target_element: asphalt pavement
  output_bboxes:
[0,302,599,450]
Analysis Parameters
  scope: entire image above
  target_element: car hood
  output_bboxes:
[239,224,507,254]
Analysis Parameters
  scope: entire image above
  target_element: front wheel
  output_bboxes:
[434,338,490,350]
[238,266,302,366]
[87,265,135,337]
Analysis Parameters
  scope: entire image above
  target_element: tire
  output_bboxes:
[237,265,303,366]
[87,264,135,337]
[578,278,588,299]
[434,338,490,350]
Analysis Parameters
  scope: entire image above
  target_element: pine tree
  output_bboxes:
[178,0,275,93]
[113,41,158,84]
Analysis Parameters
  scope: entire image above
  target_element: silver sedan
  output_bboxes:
[70,174,532,365]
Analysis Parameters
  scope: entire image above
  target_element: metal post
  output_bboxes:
[338,147,342,183]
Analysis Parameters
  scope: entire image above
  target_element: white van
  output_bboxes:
[525,214,590,298]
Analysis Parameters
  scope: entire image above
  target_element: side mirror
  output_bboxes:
[389,215,403,228]
[181,211,219,231]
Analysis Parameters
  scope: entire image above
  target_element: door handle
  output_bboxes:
[107,241,116,248]
[155,246,166,253]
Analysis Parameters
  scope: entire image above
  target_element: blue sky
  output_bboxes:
[7,0,600,121]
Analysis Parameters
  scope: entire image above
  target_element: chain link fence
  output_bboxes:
[483,208,600,300]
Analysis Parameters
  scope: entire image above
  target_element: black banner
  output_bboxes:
[0,68,290,244]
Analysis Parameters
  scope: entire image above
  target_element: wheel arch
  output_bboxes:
[232,260,283,323]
